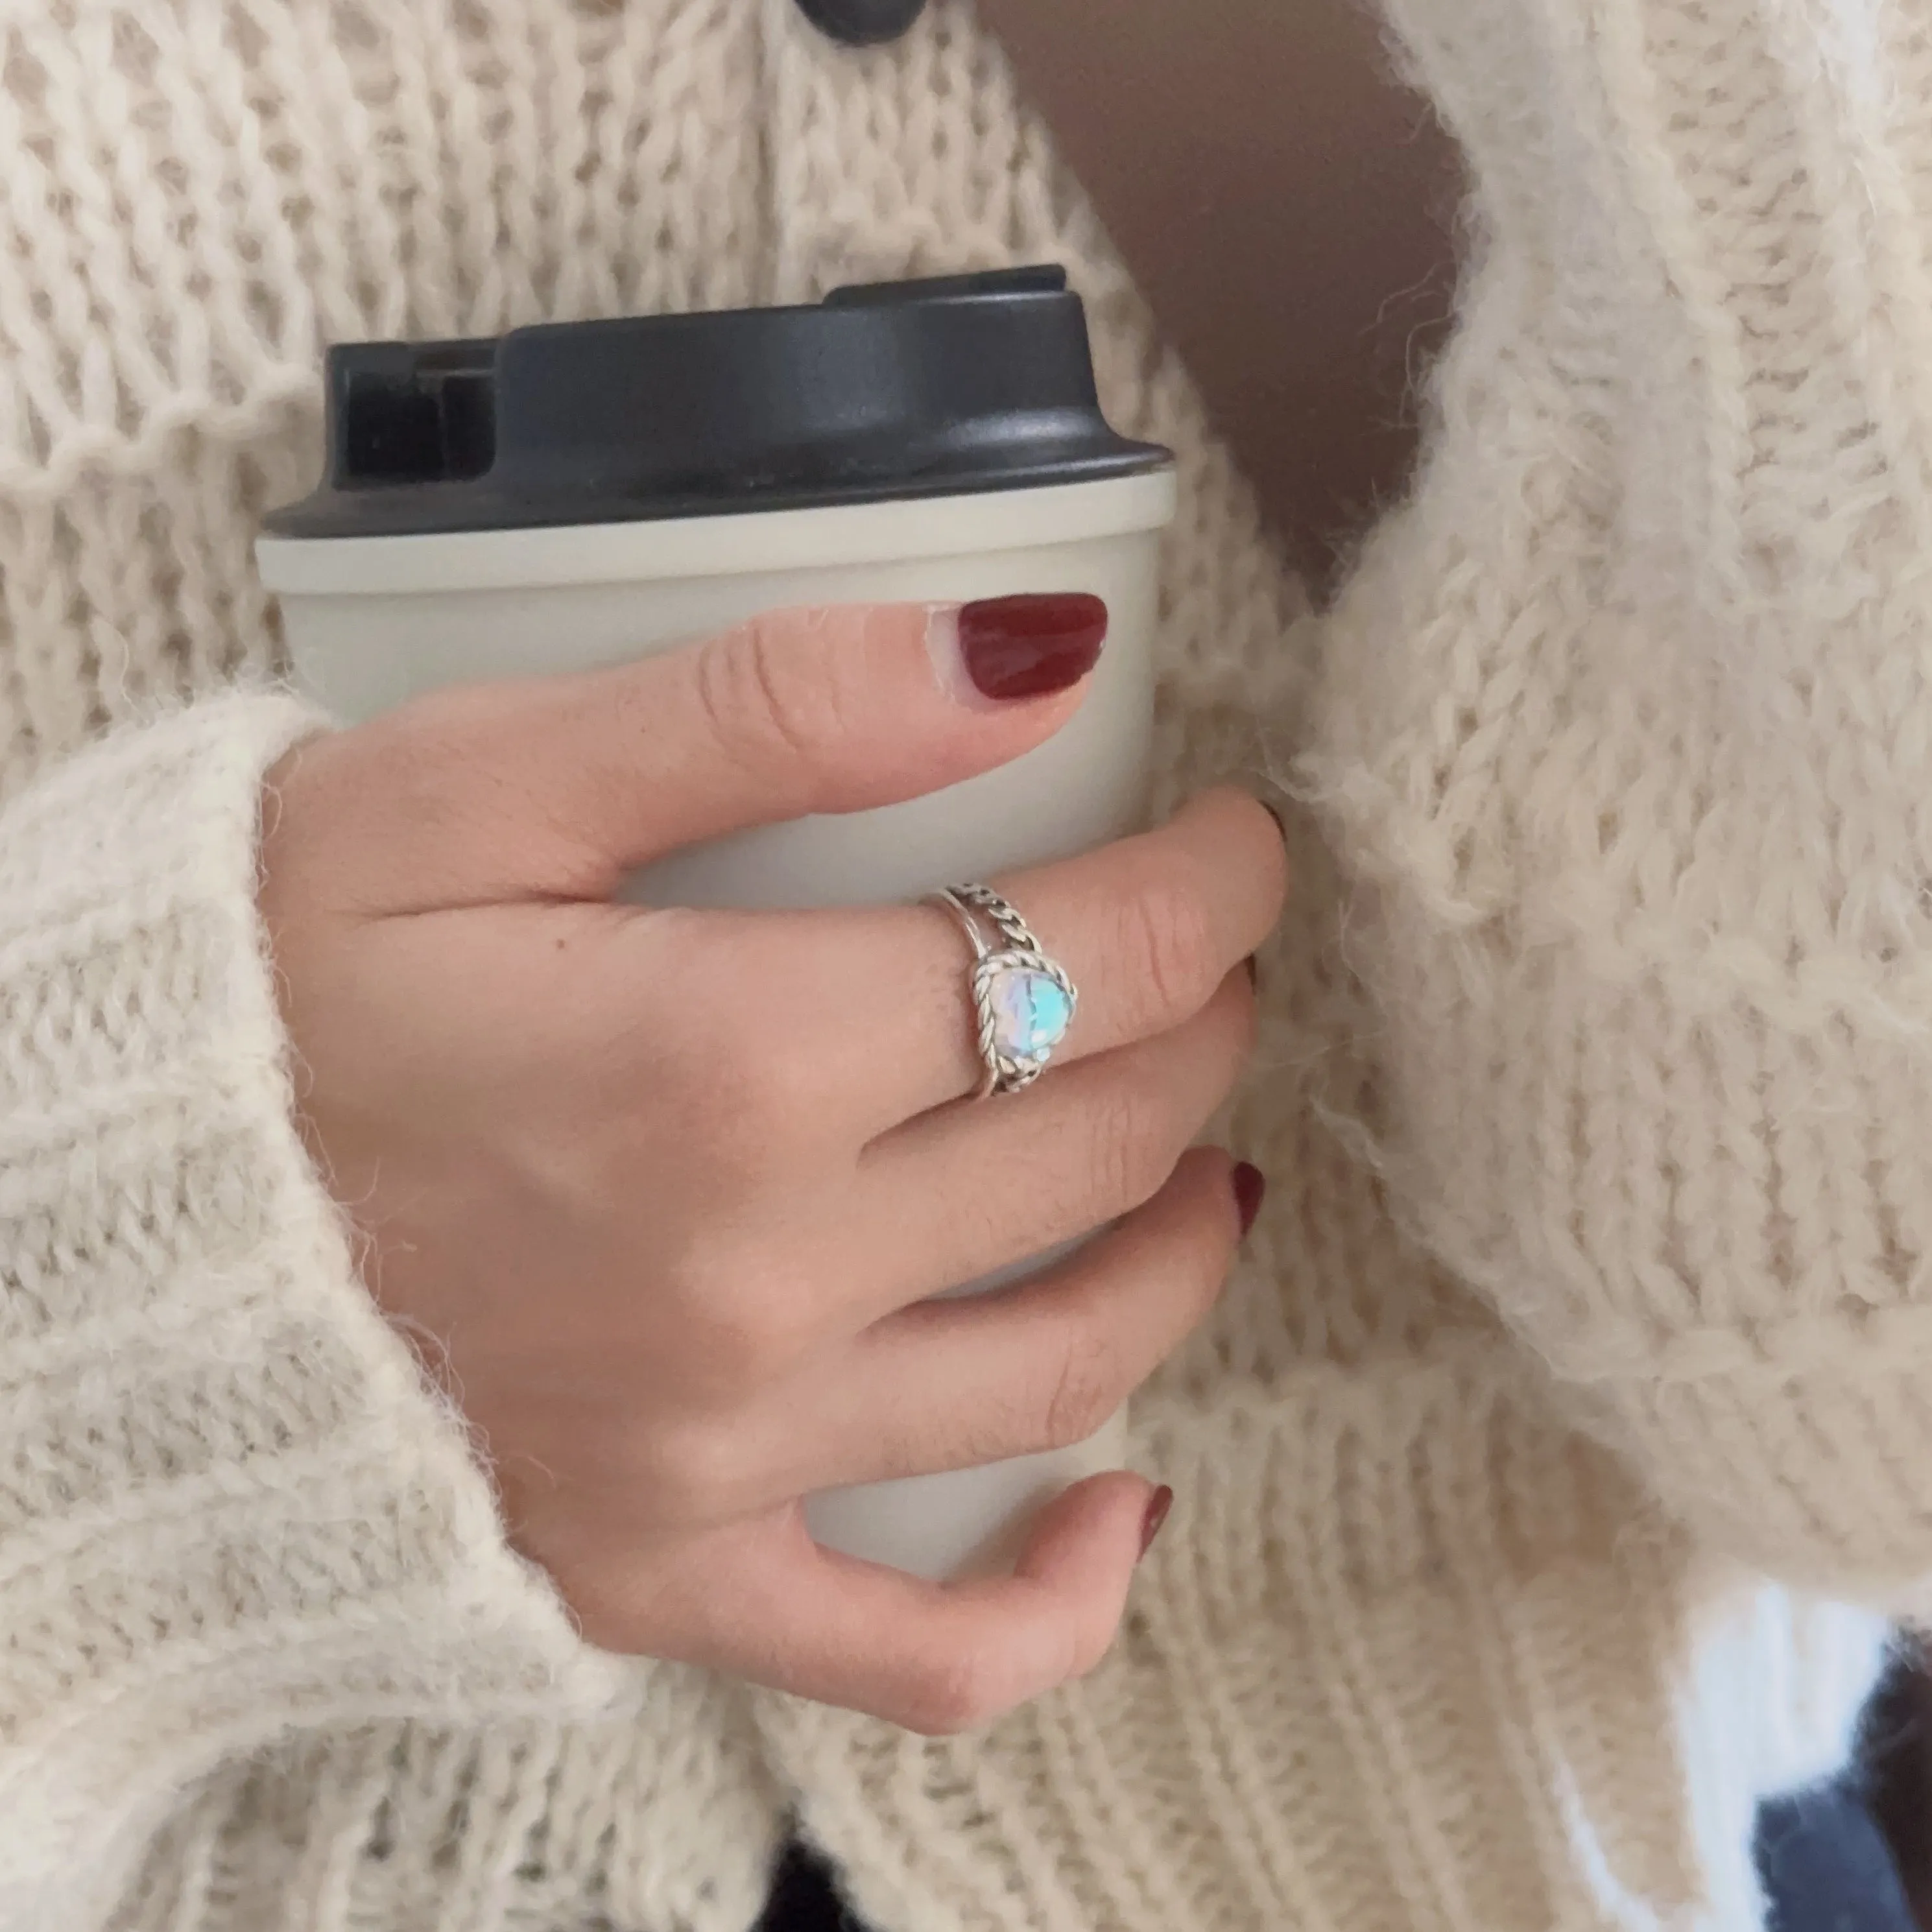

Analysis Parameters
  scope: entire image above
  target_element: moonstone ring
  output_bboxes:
[925,883,1079,1099]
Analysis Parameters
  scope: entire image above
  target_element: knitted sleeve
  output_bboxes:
[1307,0,1932,1605]
[0,692,632,1931]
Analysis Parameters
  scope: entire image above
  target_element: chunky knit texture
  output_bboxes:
[1306,0,1932,1612]
[0,2,1913,1929]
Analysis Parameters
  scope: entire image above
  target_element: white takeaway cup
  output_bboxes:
[257,267,1177,1582]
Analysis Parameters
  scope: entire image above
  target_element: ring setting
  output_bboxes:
[927,883,1079,1098]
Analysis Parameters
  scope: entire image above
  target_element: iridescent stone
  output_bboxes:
[986,964,1073,1061]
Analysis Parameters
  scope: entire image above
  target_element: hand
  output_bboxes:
[259,598,1286,1734]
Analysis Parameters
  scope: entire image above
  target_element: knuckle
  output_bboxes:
[1170,1231,1234,1335]
[688,1049,809,1169]
[635,1412,758,1518]
[1189,976,1261,1106]
[733,1044,826,1153]
[697,614,845,789]
[1085,1077,1184,1213]
[901,1646,1016,1737]
[1192,1210,1239,1311]
[665,1255,820,1394]
[1118,873,1219,1030]
[651,996,822,1174]
[708,1299,816,1392]
[1038,1328,1124,1452]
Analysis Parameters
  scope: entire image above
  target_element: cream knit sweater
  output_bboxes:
[0,1,1918,1928]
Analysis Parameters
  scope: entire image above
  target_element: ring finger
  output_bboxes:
[794,1147,1251,1491]
[820,785,1286,1136]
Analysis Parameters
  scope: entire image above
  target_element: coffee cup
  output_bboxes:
[257,266,1177,1582]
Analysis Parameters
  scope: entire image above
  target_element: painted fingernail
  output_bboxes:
[1232,1162,1267,1238]
[957,594,1108,701]
[1138,1485,1175,1561]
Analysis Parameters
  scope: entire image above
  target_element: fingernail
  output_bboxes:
[1232,1162,1267,1238]
[1138,1485,1175,1561]
[955,594,1108,702]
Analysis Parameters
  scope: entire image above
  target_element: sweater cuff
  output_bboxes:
[0,693,628,1922]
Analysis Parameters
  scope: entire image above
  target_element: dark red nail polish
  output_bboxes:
[1232,1162,1266,1238]
[957,594,1108,701]
[1138,1485,1175,1560]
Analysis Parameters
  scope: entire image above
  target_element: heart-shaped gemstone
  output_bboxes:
[986,964,1073,1061]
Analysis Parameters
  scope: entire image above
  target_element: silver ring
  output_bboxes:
[925,883,1079,1099]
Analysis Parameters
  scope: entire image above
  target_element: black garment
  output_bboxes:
[1758,1784,1917,1932]
[793,0,929,49]
[756,1797,1921,1932]
[756,1843,859,1932]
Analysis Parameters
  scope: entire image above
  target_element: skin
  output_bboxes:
[261,604,1286,1734]
[256,2,1449,1737]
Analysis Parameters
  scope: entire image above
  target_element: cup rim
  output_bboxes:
[256,468,1176,599]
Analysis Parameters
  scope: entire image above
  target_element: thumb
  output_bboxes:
[488,596,1106,892]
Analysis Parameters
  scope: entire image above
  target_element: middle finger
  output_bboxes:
[841,966,1255,1320]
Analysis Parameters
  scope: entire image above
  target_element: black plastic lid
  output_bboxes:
[262,266,1171,540]
[794,0,930,47]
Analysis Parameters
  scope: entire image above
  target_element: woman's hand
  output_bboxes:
[259,599,1285,1735]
